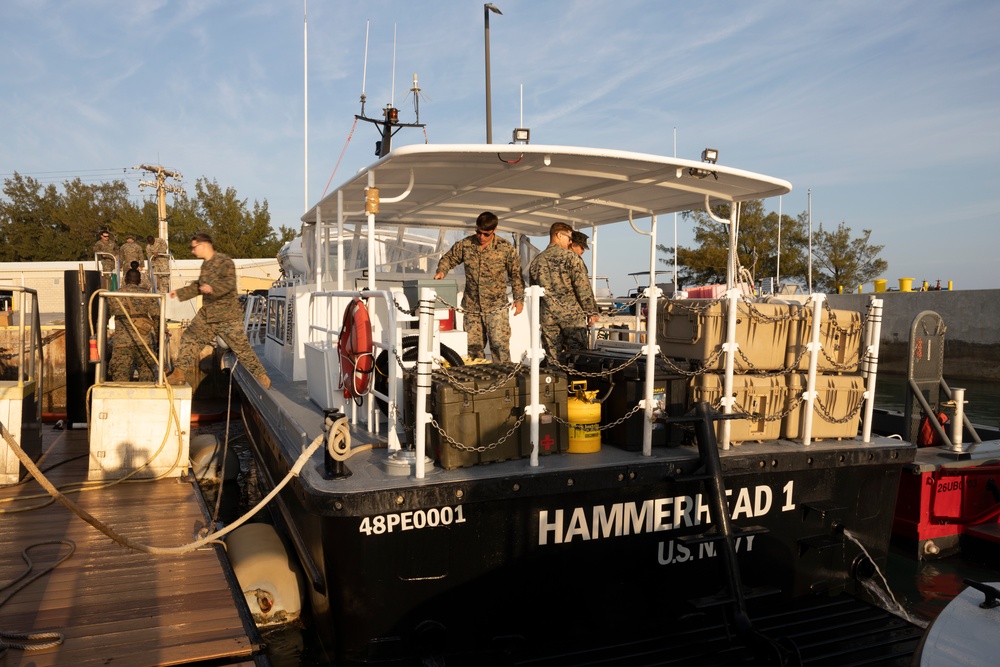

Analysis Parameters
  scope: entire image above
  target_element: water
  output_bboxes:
[194,395,1000,666]
[874,372,1000,429]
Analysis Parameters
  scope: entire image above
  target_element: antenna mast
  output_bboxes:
[135,164,184,241]
[304,0,309,210]
[355,23,424,158]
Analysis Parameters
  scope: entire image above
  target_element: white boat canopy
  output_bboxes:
[301,144,791,234]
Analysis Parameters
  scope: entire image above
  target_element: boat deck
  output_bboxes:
[0,423,262,667]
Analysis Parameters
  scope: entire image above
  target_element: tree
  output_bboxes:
[0,172,293,262]
[658,200,809,289]
[190,178,293,258]
[811,222,888,293]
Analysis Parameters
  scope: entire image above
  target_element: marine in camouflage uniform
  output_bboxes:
[108,269,159,382]
[434,212,524,363]
[146,236,170,293]
[93,231,118,275]
[169,233,270,388]
[119,235,145,272]
[529,222,600,361]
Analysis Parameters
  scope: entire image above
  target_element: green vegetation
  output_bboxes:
[0,173,297,261]
[657,200,887,293]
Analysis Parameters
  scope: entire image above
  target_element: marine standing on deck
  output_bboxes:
[108,269,158,382]
[168,232,271,389]
[146,235,170,292]
[529,222,600,361]
[434,211,525,363]
[93,230,117,275]
[119,234,145,271]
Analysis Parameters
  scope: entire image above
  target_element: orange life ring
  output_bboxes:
[338,297,374,402]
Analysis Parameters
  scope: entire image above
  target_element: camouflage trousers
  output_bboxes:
[464,305,513,363]
[540,315,588,362]
[109,332,156,382]
[176,310,265,377]
[151,259,170,293]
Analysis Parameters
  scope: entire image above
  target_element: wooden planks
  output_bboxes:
[1,425,261,666]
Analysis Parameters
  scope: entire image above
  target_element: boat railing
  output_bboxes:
[94,252,121,287]
[243,294,267,345]
[585,288,884,449]
[93,291,169,385]
[306,289,401,451]
[0,286,43,390]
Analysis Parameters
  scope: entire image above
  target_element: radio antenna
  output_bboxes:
[360,20,370,115]
[391,24,397,107]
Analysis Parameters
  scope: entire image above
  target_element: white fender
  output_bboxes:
[226,523,304,627]
[189,433,239,481]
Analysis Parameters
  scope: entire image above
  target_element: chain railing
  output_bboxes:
[361,285,883,474]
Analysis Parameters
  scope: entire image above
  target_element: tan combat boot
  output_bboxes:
[256,373,271,390]
[167,368,186,385]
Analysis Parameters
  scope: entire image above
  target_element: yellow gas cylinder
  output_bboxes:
[567,380,601,453]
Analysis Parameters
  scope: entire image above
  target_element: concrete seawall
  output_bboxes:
[827,289,1000,381]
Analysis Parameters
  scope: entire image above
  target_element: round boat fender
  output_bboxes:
[338,297,375,403]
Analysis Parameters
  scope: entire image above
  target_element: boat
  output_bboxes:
[226,96,920,663]
[913,579,1000,665]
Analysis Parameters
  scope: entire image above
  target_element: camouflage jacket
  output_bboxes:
[175,252,243,322]
[146,238,169,261]
[529,244,599,320]
[93,238,118,266]
[119,240,145,267]
[435,234,524,311]
[109,283,158,327]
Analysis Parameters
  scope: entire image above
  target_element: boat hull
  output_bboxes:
[240,395,912,665]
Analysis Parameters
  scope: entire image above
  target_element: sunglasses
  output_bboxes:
[475,229,495,238]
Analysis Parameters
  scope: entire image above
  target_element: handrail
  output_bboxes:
[94,291,168,385]
[1,287,44,428]
[307,289,400,452]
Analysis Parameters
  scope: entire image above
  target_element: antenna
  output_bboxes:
[360,20,370,115]
[411,73,422,124]
[519,84,523,128]
[391,24,397,107]
[304,0,308,210]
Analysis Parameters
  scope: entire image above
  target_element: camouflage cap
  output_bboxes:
[570,231,589,250]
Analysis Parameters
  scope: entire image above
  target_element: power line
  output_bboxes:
[0,167,132,177]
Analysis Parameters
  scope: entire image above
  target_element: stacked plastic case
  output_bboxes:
[407,363,567,469]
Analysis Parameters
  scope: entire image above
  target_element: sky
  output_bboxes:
[2,0,999,296]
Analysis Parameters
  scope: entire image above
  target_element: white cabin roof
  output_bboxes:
[301,144,792,236]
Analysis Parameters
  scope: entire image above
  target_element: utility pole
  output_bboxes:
[135,164,185,241]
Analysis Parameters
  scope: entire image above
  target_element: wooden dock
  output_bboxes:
[0,424,263,666]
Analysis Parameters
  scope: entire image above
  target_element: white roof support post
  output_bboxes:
[641,215,660,457]
[524,284,545,467]
[860,298,883,443]
[801,292,826,446]
[720,288,740,450]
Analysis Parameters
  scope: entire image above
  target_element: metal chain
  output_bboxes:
[429,412,526,452]
[433,362,525,395]
[546,348,645,378]
[550,400,646,432]
[431,294,511,317]
[814,394,866,424]
[656,346,726,377]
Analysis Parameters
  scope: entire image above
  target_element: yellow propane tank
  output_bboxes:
[568,380,601,453]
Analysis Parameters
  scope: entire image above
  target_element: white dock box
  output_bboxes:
[0,380,42,486]
[88,384,192,481]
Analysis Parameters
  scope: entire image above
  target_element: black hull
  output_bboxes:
[238,377,914,666]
